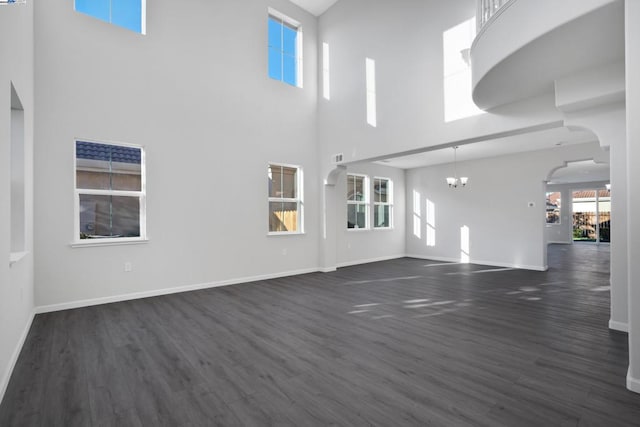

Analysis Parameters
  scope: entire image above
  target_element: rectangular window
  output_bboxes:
[373,177,392,228]
[546,191,561,224]
[322,42,331,100]
[268,9,303,88]
[366,58,377,127]
[347,174,369,229]
[75,140,146,242]
[268,164,303,233]
[74,0,146,34]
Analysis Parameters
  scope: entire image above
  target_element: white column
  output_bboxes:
[626,0,640,394]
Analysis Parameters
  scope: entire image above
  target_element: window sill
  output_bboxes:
[71,238,149,248]
[373,227,394,231]
[347,227,370,232]
[267,231,305,237]
[9,251,29,267]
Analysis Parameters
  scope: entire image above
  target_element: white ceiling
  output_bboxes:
[288,0,339,16]
[548,160,610,184]
[287,0,610,186]
[375,127,597,169]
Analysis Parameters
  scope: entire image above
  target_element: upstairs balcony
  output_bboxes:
[471,0,624,111]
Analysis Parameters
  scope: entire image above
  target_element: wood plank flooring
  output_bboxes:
[1,243,639,426]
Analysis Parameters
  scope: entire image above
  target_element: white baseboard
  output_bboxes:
[406,254,547,271]
[319,267,337,273]
[609,320,629,332]
[628,367,640,394]
[36,267,319,314]
[336,255,405,269]
[0,309,35,405]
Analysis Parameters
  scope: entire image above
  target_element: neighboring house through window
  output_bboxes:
[268,163,303,233]
[373,177,392,228]
[268,8,303,87]
[347,174,368,229]
[75,0,146,34]
[546,191,561,224]
[75,140,146,242]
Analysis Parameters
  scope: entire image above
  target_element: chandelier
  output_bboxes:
[446,146,468,188]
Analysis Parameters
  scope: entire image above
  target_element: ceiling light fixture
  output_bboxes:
[446,146,468,188]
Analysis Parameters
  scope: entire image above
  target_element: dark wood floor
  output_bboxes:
[1,243,639,426]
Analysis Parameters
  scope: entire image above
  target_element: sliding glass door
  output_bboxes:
[572,188,611,243]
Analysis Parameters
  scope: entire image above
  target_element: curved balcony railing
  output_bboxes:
[476,0,513,31]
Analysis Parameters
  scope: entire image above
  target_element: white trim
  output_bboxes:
[0,309,35,405]
[337,255,405,269]
[267,231,305,237]
[628,368,640,394]
[267,7,301,27]
[71,238,149,248]
[268,163,303,234]
[35,267,319,314]
[609,320,629,332]
[74,139,146,243]
[319,267,337,273]
[373,176,393,229]
[140,0,147,35]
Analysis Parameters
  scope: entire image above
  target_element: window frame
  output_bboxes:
[74,0,147,35]
[267,8,303,88]
[373,177,393,229]
[347,173,369,230]
[268,162,304,235]
[73,139,147,246]
[545,191,561,225]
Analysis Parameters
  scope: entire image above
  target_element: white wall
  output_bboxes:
[34,0,321,308]
[406,142,606,270]
[0,0,35,403]
[317,0,564,176]
[336,163,405,267]
[625,0,640,394]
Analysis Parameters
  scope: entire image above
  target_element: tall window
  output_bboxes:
[322,42,331,100]
[268,9,303,87]
[75,140,146,242]
[373,177,392,228]
[268,164,303,233]
[366,58,377,127]
[347,174,368,229]
[545,192,561,224]
[74,0,146,34]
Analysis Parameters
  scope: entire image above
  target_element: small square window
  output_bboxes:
[268,9,303,88]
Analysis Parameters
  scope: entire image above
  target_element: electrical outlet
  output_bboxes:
[124,262,132,272]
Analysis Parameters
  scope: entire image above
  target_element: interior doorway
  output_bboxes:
[572,187,611,243]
